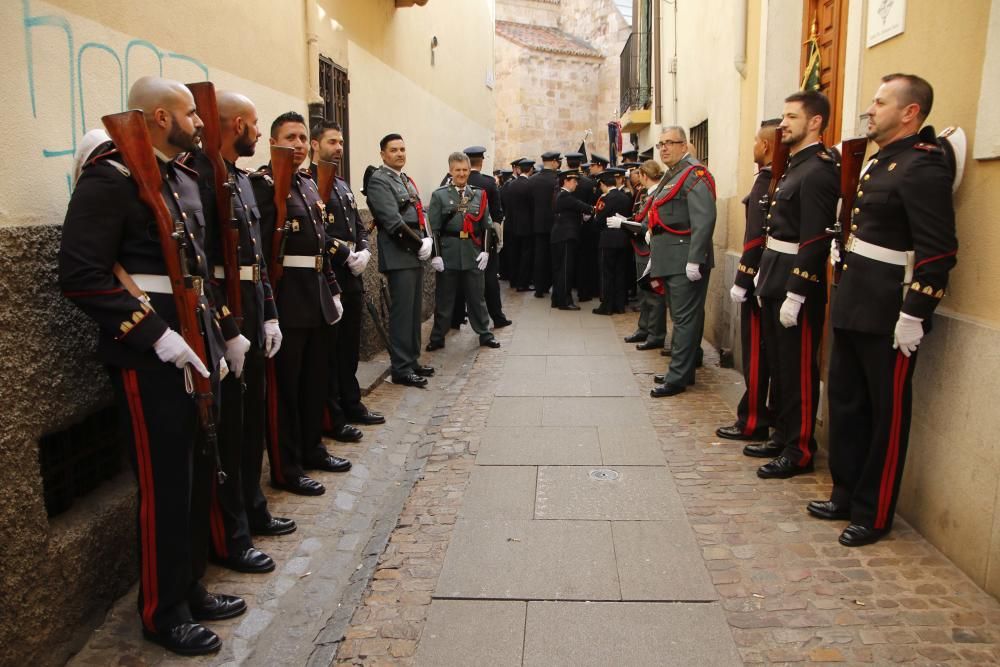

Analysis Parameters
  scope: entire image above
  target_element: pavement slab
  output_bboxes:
[612,521,718,601]
[434,518,620,600]
[522,601,742,667]
[534,465,683,521]
[542,396,650,426]
[458,466,537,519]
[476,427,602,466]
[412,600,526,667]
[597,425,666,465]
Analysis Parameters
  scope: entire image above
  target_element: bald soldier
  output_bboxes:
[60,76,246,655]
[188,92,295,576]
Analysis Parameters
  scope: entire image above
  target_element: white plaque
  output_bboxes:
[867,0,906,47]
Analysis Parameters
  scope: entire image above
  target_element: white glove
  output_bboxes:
[347,248,371,276]
[332,293,344,324]
[224,334,251,378]
[606,215,622,229]
[431,256,445,272]
[476,252,489,271]
[263,319,282,358]
[418,237,433,261]
[779,292,805,328]
[893,312,924,357]
[219,357,229,382]
[644,229,652,245]
[830,238,841,266]
[685,262,702,282]
[153,329,210,378]
[730,285,748,304]
[582,214,593,222]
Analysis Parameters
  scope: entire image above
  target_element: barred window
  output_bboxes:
[690,119,709,166]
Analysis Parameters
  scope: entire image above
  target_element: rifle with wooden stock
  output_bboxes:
[316,159,337,203]
[760,126,792,220]
[829,137,869,284]
[101,109,220,475]
[186,81,242,327]
[267,145,295,286]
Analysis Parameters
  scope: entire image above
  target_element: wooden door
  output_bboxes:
[801,0,848,145]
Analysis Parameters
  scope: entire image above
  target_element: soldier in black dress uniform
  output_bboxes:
[59,76,245,656]
[529,151,561,297]
[593,168,634,314]
[744,91,838,479]
[550,171,596,309]
[716,119,779,443]
[565,152,599,302]
[252,112,351,498]
[190,92,295,577]
[510,158,536,291]
[810,74,958,547]
[310,120,386,444]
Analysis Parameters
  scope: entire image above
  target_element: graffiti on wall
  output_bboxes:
[21,0,210,191]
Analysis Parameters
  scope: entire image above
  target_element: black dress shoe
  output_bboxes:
[659,348,673,357]
[515,287,531,292]
[493,318,513,328]
[716,424,770,441]
[415,365,435,377]
[807,500,851,521]
[273,475,326,496]
[425,341,445,351]
[250,516,297,536]
[839,524,888,547]
[305,454,352,473]
[480,338,501,348]
[143,623,220,656]
[534,291,548,298]
[327,424,364,442]
[743,442,783,458]
[757,456,814,479]
[347,409,385,425]
[578,297,593,303]
[393,373,428,387]
[213,547,275,573]
[558,304,580,311]
[650,383,685,397]
[191,592,247,621]
[624,333,648,343]
[592,307,612,315]
[636,340,661,351]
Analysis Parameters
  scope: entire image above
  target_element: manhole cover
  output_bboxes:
[589,469,620,481]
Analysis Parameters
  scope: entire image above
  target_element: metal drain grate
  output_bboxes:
[589,468,620,481]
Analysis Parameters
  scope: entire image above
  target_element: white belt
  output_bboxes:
[130,274,173,294]
[845,235,914,282]
[283,254,323,271]
[765,236,799,255]
[212,265,261,282]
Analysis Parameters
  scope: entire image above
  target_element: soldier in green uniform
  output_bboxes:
[648,127,717,397]
[425,152,501,351]
[365,134,435,388]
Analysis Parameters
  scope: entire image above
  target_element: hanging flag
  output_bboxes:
[608,121,622,166]
[800,20,821,91]
[578,141,589,163]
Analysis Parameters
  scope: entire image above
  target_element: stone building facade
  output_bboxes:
[495,0,630,164]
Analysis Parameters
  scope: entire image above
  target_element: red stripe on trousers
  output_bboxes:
[123,369,159,631]
[265,359,285,484]
[209,480,228,559]
[743,308,761,435]
[876,352,910,529]
[798,317,813,466]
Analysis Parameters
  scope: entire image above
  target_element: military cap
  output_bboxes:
[559,169,580,179]
[464,145,487,158]
[621,161,642,169]
[621,148,638,161]
[500,168,513,177]
[597,167,625,184]
[517,158,536,169]
[639,147,654,160]
[541,151,562,162]
[937,126,966,193]
[591,154,609,166]
[564,151,584,161]
[580,162,592,169]
[510,158,524,168]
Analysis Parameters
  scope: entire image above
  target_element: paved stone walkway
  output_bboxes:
[335,288,1000,666]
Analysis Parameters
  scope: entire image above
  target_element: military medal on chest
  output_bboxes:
[457,188,470,238]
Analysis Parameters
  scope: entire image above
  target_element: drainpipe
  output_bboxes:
[305,0,324,127]
[734,0,747,78]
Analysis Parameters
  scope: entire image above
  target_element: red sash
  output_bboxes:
[406,176,427,230]
[640,165,716,235]
[461,191,488,248]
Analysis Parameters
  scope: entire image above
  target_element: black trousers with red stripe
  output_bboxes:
[110,365,212,633]
[760,296,824,466]
[266,325,330,484]
[735,297,773,435]
[828,328,917,530]
[210,343,269,560]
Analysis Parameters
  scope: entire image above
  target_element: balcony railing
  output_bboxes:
[620,31,652,116]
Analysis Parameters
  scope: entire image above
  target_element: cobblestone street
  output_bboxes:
[71,287,1000,666]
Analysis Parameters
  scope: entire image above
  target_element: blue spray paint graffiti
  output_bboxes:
[21,0,209,191]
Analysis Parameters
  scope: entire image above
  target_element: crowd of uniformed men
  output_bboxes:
[57,70,957,656]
